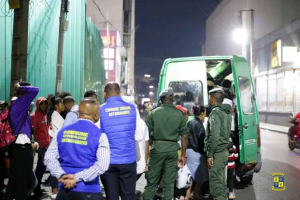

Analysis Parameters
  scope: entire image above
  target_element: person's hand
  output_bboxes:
[59,174,77,189]
[178,156,186,168]
[145,164,149,172]
[207,157,214,169]
[32,143,38,151]
[14,83,20,92]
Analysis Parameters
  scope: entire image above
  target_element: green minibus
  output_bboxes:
[157,55,262,182]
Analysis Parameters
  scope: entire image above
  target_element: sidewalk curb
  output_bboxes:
[260,124,288,134]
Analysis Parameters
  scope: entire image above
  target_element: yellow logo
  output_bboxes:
[272,172,286,191]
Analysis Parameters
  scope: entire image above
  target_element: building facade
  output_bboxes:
[86,0,136,95]
[203,0,300,126]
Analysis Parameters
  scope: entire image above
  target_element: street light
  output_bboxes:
[149,91,154,96]
[149,85,154,89]
[144,74,151,78]
[232,28,248,44]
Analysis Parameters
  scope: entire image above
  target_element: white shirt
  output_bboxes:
[135,108,144,142]
[136,118,149,174]
[95,119,100,129]
[50,111,64,137]
[44,119,110,181]
[203,117,208,131]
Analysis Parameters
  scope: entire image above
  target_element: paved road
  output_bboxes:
[4,128,300,200]
[234,129,300,200]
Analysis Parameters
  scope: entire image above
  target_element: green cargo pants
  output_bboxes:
[209,149,229,200]
[143,151,178,200]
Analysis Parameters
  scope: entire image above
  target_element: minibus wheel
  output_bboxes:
[241,175,253,184]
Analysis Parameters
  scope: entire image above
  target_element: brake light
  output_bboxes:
[257,125,261,147]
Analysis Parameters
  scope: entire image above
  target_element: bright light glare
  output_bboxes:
[149,91,154,95]
[144,74,151,78]
[149,85,154,89]
[232,29,248,44]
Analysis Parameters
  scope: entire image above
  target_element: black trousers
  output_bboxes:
[101,162,137,200]
[0,151,7,188]
[35,148,47,190]
[5,143,36,200]
[56,189,104,200]
[227,168,235,192]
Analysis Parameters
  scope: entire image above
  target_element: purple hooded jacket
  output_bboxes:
[10,86,39,139]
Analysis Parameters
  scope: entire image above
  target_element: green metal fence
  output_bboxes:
[0,0,105,104]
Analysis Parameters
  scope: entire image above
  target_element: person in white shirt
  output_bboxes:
[121,96,149,181]
[50,97,65,138]
[136,116,149,180]
[49,97,65,199]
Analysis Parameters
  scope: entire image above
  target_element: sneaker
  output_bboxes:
[50,193,57,199]
[228,192,236,199]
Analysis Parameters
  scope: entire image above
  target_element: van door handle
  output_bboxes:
[243,124,249,129]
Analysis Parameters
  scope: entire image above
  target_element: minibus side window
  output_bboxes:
[238,76,254,115]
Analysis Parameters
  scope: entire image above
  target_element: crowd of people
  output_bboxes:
[0,79,239,200]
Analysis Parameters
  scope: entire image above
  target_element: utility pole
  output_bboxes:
[250,9,255,82]
[10,0,30,97]
[239,9,255,81]
[106,13,110,83]
[55,0,69,95]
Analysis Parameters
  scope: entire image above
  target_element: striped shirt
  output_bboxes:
[44,119,110,182]
[227,145,238,169]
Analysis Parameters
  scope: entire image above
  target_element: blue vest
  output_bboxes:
[100,96,136,164]
[57,120,102,193]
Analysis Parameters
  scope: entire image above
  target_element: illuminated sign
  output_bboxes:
[271,40,282,68]
[8,0,20,9]
[283,46,299,62]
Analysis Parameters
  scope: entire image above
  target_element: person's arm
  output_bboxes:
[206,112,221,158]
[10,86,39,129]
[135,108,143,142]
[179,115,188,157]
[30,114,38,135]
[44,137,66,179]
[197,122,206,154]
[14,85,39,112]
[63,112,77,127]
[145,112,153,136]
[144,125,150,171]
[75,133,110,182]
[290,113,300,123]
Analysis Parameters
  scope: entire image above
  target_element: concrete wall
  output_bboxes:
[86,0,123,35]
[204,0,300,56]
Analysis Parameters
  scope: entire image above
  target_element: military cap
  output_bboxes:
[159,87,174,98]
[209,87,224,94]
[223,98,233,107]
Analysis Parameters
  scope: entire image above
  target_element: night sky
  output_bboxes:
[135,0,222,96]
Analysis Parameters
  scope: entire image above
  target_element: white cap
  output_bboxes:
[209,87,224,94]
[223,98,233,107]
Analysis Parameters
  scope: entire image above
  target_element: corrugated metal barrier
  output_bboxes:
[0,0,105,104]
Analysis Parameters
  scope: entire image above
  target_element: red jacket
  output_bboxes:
[30,97,50,148]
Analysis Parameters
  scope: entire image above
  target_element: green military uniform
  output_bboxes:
[205,100,231,200]
[143,88,189,200]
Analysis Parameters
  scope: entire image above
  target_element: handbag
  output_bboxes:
[176,165,192,189]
